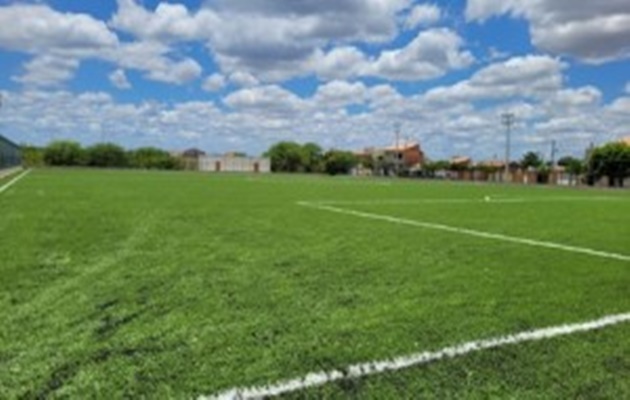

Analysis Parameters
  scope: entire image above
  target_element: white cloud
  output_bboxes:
[0,4,118,53]
[548,87,602,110]
[103,1,469,84]
[405,4,442,29]
[13,55,80,87]
[3,71,629,161]
[425,55,565,103]
[228,71,260,88]
[0,3,205,86]
[0,0,625,161]
[202,73,226,92]
[109,69,131,89]
[367,84,404,108]
[106,41,202,84]
[110,0,413,81]
[310,47,368,80]
[0,3,120,86]
[607,97,630,115]
[470,55,564,88]
[366,28,474,81]
[223,85,306,116]
[313,80,367,108]
[110,0,217,42]
[146,58,202,84]
[488,47,510,61]
[466,0,630,63]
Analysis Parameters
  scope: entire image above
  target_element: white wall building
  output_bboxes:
[198,155,271,173]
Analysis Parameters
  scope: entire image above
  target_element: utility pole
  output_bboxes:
[501,112,515,179]
[550,139,558,168]
[394,122,401,175]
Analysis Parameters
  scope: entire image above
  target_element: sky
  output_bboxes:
[0,0,629,160]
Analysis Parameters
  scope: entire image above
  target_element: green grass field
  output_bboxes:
[1,168,629,399]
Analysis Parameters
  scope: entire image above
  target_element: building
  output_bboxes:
[383,142,425,169]
[198,154,270,173]
[450,156,473,180]
[0,134,21,170]
[179,148,207,170]
[182,148,207,158]
[357,141,425,176]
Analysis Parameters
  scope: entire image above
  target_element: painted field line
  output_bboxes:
[308,196,626,206]
[0,168,31,195]
[298,202,630,262]
[203,312,630,400]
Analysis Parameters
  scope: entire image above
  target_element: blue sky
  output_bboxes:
[0,0,628,160]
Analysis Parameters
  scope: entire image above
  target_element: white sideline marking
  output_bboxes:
[298,202,630,262]
[308,196,626,206]
[203,312,630,400]
[0,169,31,195]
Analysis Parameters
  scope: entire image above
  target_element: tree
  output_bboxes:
[21,145,44,167]
[520,151,543,170]
[323,150,358,175]
[43,140,85,166]
[264,141,306,172]
[424,160,450,174]
[449,161,470,172]
[86,143,127,168]
[359,154,375,171]
[558,156,585,185]
[589,142,630,187]
[302,142,324,173]
[128,147,178,170]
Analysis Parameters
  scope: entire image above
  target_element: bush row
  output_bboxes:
[264,141,358,175]
[23,141,181,170]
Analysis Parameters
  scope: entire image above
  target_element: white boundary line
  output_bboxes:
[308,196,627,206]
[0,168,31,195]
[297,202,630,262]
[203,312,630,400]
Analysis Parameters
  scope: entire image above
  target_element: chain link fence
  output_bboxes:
[0,134,21,170]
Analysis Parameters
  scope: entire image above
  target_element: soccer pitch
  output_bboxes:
[1,168,629,398]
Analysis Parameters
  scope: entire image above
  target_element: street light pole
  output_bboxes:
[394,122,401,175]
[501,112,515,179]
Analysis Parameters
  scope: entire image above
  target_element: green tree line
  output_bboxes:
[19,139,629,185]
[264,141,358,175]
[22,141,181,170]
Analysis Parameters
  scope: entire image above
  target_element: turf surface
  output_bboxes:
[1,169,629,398]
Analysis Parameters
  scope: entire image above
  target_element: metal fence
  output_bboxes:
[0,134,21,169]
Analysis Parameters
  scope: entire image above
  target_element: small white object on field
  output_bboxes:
[484,196,491,202]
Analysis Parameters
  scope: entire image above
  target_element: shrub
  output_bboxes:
[86,143,128,168]
[43,140,85,166]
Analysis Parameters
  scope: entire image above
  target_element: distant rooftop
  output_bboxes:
[383,142,420,151]
[451,156,472,165]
